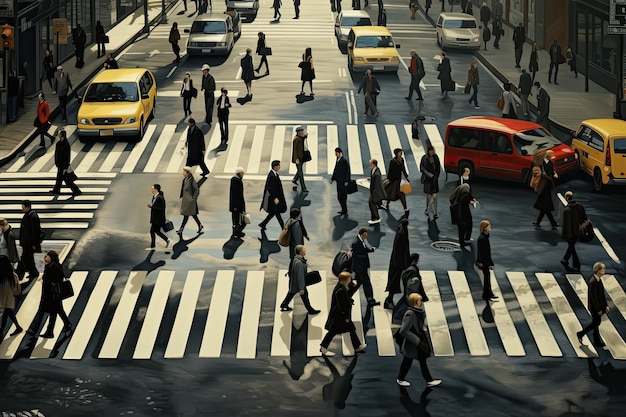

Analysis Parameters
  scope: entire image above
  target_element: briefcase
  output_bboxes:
[103,35,110,44]
[305,271,322,286]
[260,47,272,56]
[346,180,358,194]
[163,220,175,232]
[443,79,456,92]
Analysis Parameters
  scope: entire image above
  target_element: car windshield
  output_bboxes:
[191,21,226,34]
[513,129,562,156]
[355,35,394,48]
[444,19,477,29]
[84,82,139,102]
[342,17,372,27]
[614,138,626,154]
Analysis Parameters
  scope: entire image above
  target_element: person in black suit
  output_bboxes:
[561,191,587,271]
[216,88,232,144]
[384,148,410,218]
[200,64,216,127]
[185,118,210,177]
[259,160,286,229]
[330,147,350,215]
[368,159,387,225]
[255,32,270,75]
[534,82,550,129]
[50,130,81,196]
[18,200,42,280]
[476,220,496,301]
[349,227,379,306]
[577,262,609,347]
[73,24,87,67]
[229,167,246,239]
[437,52,452,99]
[147,184,170,250]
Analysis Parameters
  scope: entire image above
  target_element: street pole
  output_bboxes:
[584,13,589,93]
[615,34,624,119]
[161,0,168,24]
[144,0,149,33]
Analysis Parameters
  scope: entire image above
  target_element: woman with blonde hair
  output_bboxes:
[476,220,496,301]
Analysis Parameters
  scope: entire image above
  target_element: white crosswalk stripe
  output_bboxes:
[3,267,625,361]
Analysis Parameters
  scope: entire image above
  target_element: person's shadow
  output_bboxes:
[332,215,358,241]
[197,176,208,188]
[282,318,312,380]
[385,209,401,231]
[255,73,270,80]
[399,386,433,417]
[365,225,385,248]
[587,358,626,396]
[222,236,244,260]
[296,94,315,104]
[237,95,253,105]
[427,218,440,241]
[291,191,311,210]
[171,232,203,260]
[132,250,166,273]
[216,141,228,153]
[361,303,375,336]
[259,229,281,263]
[481,303,494,324]
[322,355,359,409]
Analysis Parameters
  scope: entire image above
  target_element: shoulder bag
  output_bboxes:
[305,270,322,286]
[578,220,595,243]
[302,138,312,162]
[163,220,175,232]
[12,272,21,297]
[260,47,272,56]
[496,94,505,109]
[53,278,74,300]
[346,180,358,194]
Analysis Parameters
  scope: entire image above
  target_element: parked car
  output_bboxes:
[444,117,577,183]
[77,68,156,142]
[436,12,480,50]
[571,118,626,191]
[185,12,240,56]
[335,10,372,47]
[227,0,259,22]
[347,26,401,73]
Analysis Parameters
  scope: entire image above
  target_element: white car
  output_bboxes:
[436,13,480,50]
[335,10,372,47]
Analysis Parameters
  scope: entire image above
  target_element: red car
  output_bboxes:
[444,117,577,183]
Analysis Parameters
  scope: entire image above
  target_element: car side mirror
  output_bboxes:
[142,93,150,100]
[184,29,190,33]
[347,42,353,48]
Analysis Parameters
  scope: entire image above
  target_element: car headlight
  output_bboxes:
[125,117,137,124]
[217,42,226,47]
[390,56,399,62]
[472,36,479,41]
[353,56,364,62]
[79,118,90,125]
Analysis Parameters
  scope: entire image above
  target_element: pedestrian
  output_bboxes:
[560,191,587,272]
[357,68,380,116]
[293,0,300,18]
[103,53,119,69]
[476,220,497,301]
[255,32,270,75]
[479,2,490,26]
[279,245,320,314]
[177,166,204,235]
[492,16,502,49]
[0,255,22,338]
[425,0,431,14]
[291,127,308,192]
[513,22,526,68]
[450,183,476,247]
[529,42,539,82]
[229,167,247,239]
[534,82,550,129]
[502,82,517,118]
[465,0,473,15]
[18,200,42,281]
[384,218,410,309]
[299,48,315,96]
[95,20,106,58]
[493,0,503,20]
[437,52,452,99]
[41,49,55,90]
[392,253,429,321]
[481,20,490,50]
[518,69,532,119]
[576,262,609,348]
[200,64,216,127]
[367,159,386,225]
[241,48,255,98]
[272,0,282,21]
[169,22,182,63]
[405,49,425,101]
[466,59,480,109]
[532,156,558,229]
[420,145,441,219]
[147,184,170,250]
[320,271,367,356]
[216,88,232,144]
[332,0,342,13]
[566,47,578,78]
[330,147,351,216]
[184,118,210,177]
[548,39,563,85]
[396,293,441,388]
[410,1,417,19]
[287,208,309,260]
[383,148,410,218]
[459,166,471,186]
[7,71,18,123]
[199,0,209,14]
[50,129,81,196]
[0,219,19,267]
[349,227,380,306]
[181,71,194,118]
[52,65,73,123]
[73,24,86,68]
[259,160,287,230]
[35,93,55,147]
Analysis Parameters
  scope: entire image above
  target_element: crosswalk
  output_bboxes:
[5,122,444,178]
[3,267,626,361]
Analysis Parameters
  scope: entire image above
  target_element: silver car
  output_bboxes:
[436,13,480,50]
[185,14,238,56]
[335,10,372,47]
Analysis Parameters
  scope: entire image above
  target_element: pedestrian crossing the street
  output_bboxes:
[2,267,626,361]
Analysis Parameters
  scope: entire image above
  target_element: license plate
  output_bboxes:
[202,48,212,53]
[373,66,385,71]
[100,129,114,136]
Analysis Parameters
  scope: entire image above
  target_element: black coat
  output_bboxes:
[150,193,166,226]
[513,25,525,47]
[537,88,550,119]
[95,23,106,43]
[2,226,19,263]
[54,139,71,170]
[288,218,308,260]
[385,157,408,201]
[399,306,430,359]
[229,175,245,213]
[534,174,554,212]
[19,210,42,252]
[386,222,410,293]
[351,236,374,273]
[256,36,266,55]
[40,261,65,313]
[216,95,231,116]
[519,72,532,94]
[325,283,356,333]
[562,201,587,240]
[476,232,494,267]
[241,54,255,83]
[420,154,441,194]
[437,58,452,81]
[369,167,387,204]
[587,275,608,314]
[331,156,350,185]
[185,125,206,166]
[260,170,286,213]
[201,73,216,93]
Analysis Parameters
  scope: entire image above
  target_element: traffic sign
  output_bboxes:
[53,18,67,45]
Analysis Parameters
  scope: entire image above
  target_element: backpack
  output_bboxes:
[483,27,491,42]
[278,226,290,247]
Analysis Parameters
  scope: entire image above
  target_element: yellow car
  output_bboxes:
[572,118,626,191]
[77,68,157,142]
[347,26,401,73]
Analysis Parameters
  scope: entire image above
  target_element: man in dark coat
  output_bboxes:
[229,167,246,239]
[0,218,20,264]
[479,2,491,25]
[534,82,551,130]
[561,191,587,271]
[259,160,286,229]
[50,130,81,196]
[73,24,87,68]
[437,52,452,99]
[384,149,410,217]
[518,69,532,118]
[513,23,526,68]
[577,262,609,347]
[406,49,425,101]
[200,64,216,128]
[18,200,42,280]
[533,165,558,229]
[349,227,379,306]
[330,147,350,215]
[291,127,307,192]
[185,118,210,177]
[368,159,387,225]
[148,184,170,249]
[279,245,320,314]
[384,219,410,309]
[450,184,475,247]
[548,39,563,85]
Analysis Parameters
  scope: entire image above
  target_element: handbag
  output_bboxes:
[305,270,322,286]
[242,212,251,224]
[400,179,412,195]
[302,150,312,163]
[191,87,198,98]
[578,220,595,243]
[278,224,291,247]
[443,79,456,91]
[346,180,358,194]
[33,116,40,128]
[464,84,471,94]
[260,47,272,56]
[103,35,110,44]
[496,94,505,109]
[163,220,175,232]
[12,272,21,297]
[53,279,74,300]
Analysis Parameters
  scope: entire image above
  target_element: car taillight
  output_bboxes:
[606,146,611,166]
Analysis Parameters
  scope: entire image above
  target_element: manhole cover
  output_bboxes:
[431,241,460,252]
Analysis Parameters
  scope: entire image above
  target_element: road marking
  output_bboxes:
[0,277,43,359]
[270,270,292,356]
[405,124,426,174]
[204,124,223,173]
[488,271,525,356]
[346,124,364,176]
[98,142,127,172]
[349,91,358,124]
[246,125,266,174]
[236,271,265,359]
[165,127,190,173]
[199,270,235,358]
[224,125,247,173]
[270,125,287,172]
[371,271,396,356]
[166,66,178,79]
[305,125,319,175]
[307,271,328,357]
[345,92,352,124]
[342,289,365,356]
[144,125,176,172]
[120,124,157,173]
[421,271,454,356]
[365,124,386,176]
[75,143,105,172]
[602,275,626,322]
[326,125,338,175]
[593,228,621,263]
[164,271,204,359]
[448,271,490,355]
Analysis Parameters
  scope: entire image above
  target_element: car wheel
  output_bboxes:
[78,135,88,144]
[151,98,156,120]
[458,160,474,181]
[593,167,603,192]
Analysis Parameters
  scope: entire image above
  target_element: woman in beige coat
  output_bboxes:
[177,167,204,235]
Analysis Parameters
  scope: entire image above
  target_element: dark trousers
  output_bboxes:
[0,308,19,333]
[350,269,374,301]
[273,7,281,19]
[408,74,424,99]
[563,238,580,269]
[336,183,348,214]
[30,304,71,334]
[398,356,433,382]
[280,289,314,311]
[514,46,523,66]
[458,220,472,245]
[53,168,81,194]
[39,124,55,146]
[364,94,378,116]
[180,214,202,229]
[231,211,246,236]
[260,212,284,229]
[321,326,361,349]
[548,62,559,83]
[218,111,229,141]
[494,34,501,48]
[257,55,269,73]
[368,194,380,221]
[581,312,603,344]
[481,267,494,300]
[183,95,192,116]
[20,246,38,277]
[97,42,106,57]
[204,92,214,124]
[468,84,478,106]
[75,46,85,66]
[292,162,306,190]
[171,42,181,61]
[150,224,168,247]
[294,3,300,17]
[59,94,68,121]
[536,210,558,227]
[189,159,210,176]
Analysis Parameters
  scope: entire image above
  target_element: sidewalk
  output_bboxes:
[0,0,180,166]
[417,0,616,133]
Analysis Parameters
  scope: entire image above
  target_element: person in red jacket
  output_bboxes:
[36,93,55,147]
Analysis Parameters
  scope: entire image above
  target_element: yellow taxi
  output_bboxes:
[77,68,157,142]
[346,26,400,73]
[572,118,626,191]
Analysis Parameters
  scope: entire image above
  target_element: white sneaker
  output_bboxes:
[396,379,411,387]
[368,219,381,225]
[427,379,442,387]
[320,347,335,357]
[355,344,367,353]
[145,247,155,251]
